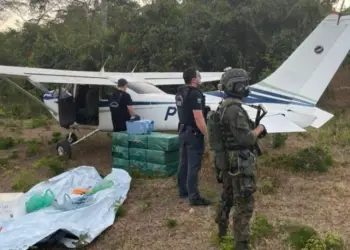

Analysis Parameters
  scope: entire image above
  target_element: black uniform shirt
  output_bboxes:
[108,89,133,131]
[175,85,205,131]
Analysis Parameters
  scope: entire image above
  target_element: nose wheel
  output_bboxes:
[55,129,100,159]
[56,139,72,159]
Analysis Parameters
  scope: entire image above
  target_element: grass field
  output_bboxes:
[1,67,350,250]
[0,110,349,250]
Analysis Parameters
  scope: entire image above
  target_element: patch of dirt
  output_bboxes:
[1,125,350,250]
[319,65,350,110]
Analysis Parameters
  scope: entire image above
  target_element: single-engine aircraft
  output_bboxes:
[0,13,349,158]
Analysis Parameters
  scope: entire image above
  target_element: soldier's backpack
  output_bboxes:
[207,103,231,178]
[207,102,239,177]
[207,107,225,153]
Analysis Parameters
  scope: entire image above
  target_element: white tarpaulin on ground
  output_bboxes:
[0,166,132,250]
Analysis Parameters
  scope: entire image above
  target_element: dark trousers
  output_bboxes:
[110,109,126,132]
[177,128,204,199]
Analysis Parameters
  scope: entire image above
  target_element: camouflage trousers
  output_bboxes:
[215,151,256,243]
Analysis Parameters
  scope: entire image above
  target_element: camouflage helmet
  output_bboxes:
[219,68,250,98]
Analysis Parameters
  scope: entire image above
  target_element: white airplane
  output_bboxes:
[0,13,349,158]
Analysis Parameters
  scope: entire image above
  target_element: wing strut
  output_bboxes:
[27,77,49,92]
[2,77,57,115]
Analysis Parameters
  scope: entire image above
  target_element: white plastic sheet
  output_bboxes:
[0,166,132,250]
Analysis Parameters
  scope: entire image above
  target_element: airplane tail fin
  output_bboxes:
[254,13,350,107]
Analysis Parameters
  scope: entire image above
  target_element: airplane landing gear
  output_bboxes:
[56,139,72,158]
[66,132,78,143]
[55,129,100,159]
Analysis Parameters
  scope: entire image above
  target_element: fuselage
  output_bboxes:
[42,85,223,132]
[43,81,319,132]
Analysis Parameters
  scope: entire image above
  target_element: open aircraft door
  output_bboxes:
[57,86,76,129]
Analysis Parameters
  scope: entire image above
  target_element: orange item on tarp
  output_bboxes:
[72,188,90,195]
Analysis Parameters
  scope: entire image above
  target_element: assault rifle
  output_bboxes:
[248,104,267,156]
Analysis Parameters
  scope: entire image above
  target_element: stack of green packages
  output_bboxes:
[112,132,180,177]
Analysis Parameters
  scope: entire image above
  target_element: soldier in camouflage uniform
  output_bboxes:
[214,68,267,250]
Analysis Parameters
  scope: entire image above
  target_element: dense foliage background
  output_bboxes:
[0,0,347,118]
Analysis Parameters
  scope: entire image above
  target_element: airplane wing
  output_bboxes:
[132,72,224,86]
[0,65,144,87]
[0,65,223,86]
[28,75,117,86]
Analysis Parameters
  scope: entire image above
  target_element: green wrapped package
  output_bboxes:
[112,132,148,148]
[129,134,148,149]
[129,160,147,169]
[147,132,179,151]
[129,160,178,177]
[112,146,129,159]
[112,132,129,147]
[112,157,129,170]
[146,149,179,164]
[129,148,147,161]
[145,162,179,177]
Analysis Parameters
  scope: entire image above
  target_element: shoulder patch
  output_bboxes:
[197,97,202,104]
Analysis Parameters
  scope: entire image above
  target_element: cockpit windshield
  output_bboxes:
[127,81,165,94]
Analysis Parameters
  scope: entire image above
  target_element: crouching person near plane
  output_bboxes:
[108,78,137,132]
[208,68,267,250]
[175,67,211,206]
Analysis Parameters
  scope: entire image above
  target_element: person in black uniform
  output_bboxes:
[108,78,136,132]
[175,67,210,206]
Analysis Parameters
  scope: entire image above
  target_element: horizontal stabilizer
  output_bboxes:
[310,108,334,128]
[260,114,306,133]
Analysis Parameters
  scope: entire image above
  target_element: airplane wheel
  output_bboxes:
[56,139,72,159]
[66,132,78,143]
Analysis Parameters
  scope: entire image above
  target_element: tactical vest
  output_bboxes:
[218,99,254,151]
[175,85,205,126]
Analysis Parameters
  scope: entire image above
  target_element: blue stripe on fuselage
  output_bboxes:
[204,90,315,107]
[250,87,314,106]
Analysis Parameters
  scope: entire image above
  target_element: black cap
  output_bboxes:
[117,78,128,87]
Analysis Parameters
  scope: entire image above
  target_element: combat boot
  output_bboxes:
[217,224,227,239]
[189,196,211,206]
[236,241,249,250]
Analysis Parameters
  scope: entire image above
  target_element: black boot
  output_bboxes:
[236,241,249,250]
[218,224,227,239]
[189,196,211,206]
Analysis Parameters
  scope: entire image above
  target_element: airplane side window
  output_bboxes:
[127,82,165,94]
[100,86,117,100]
